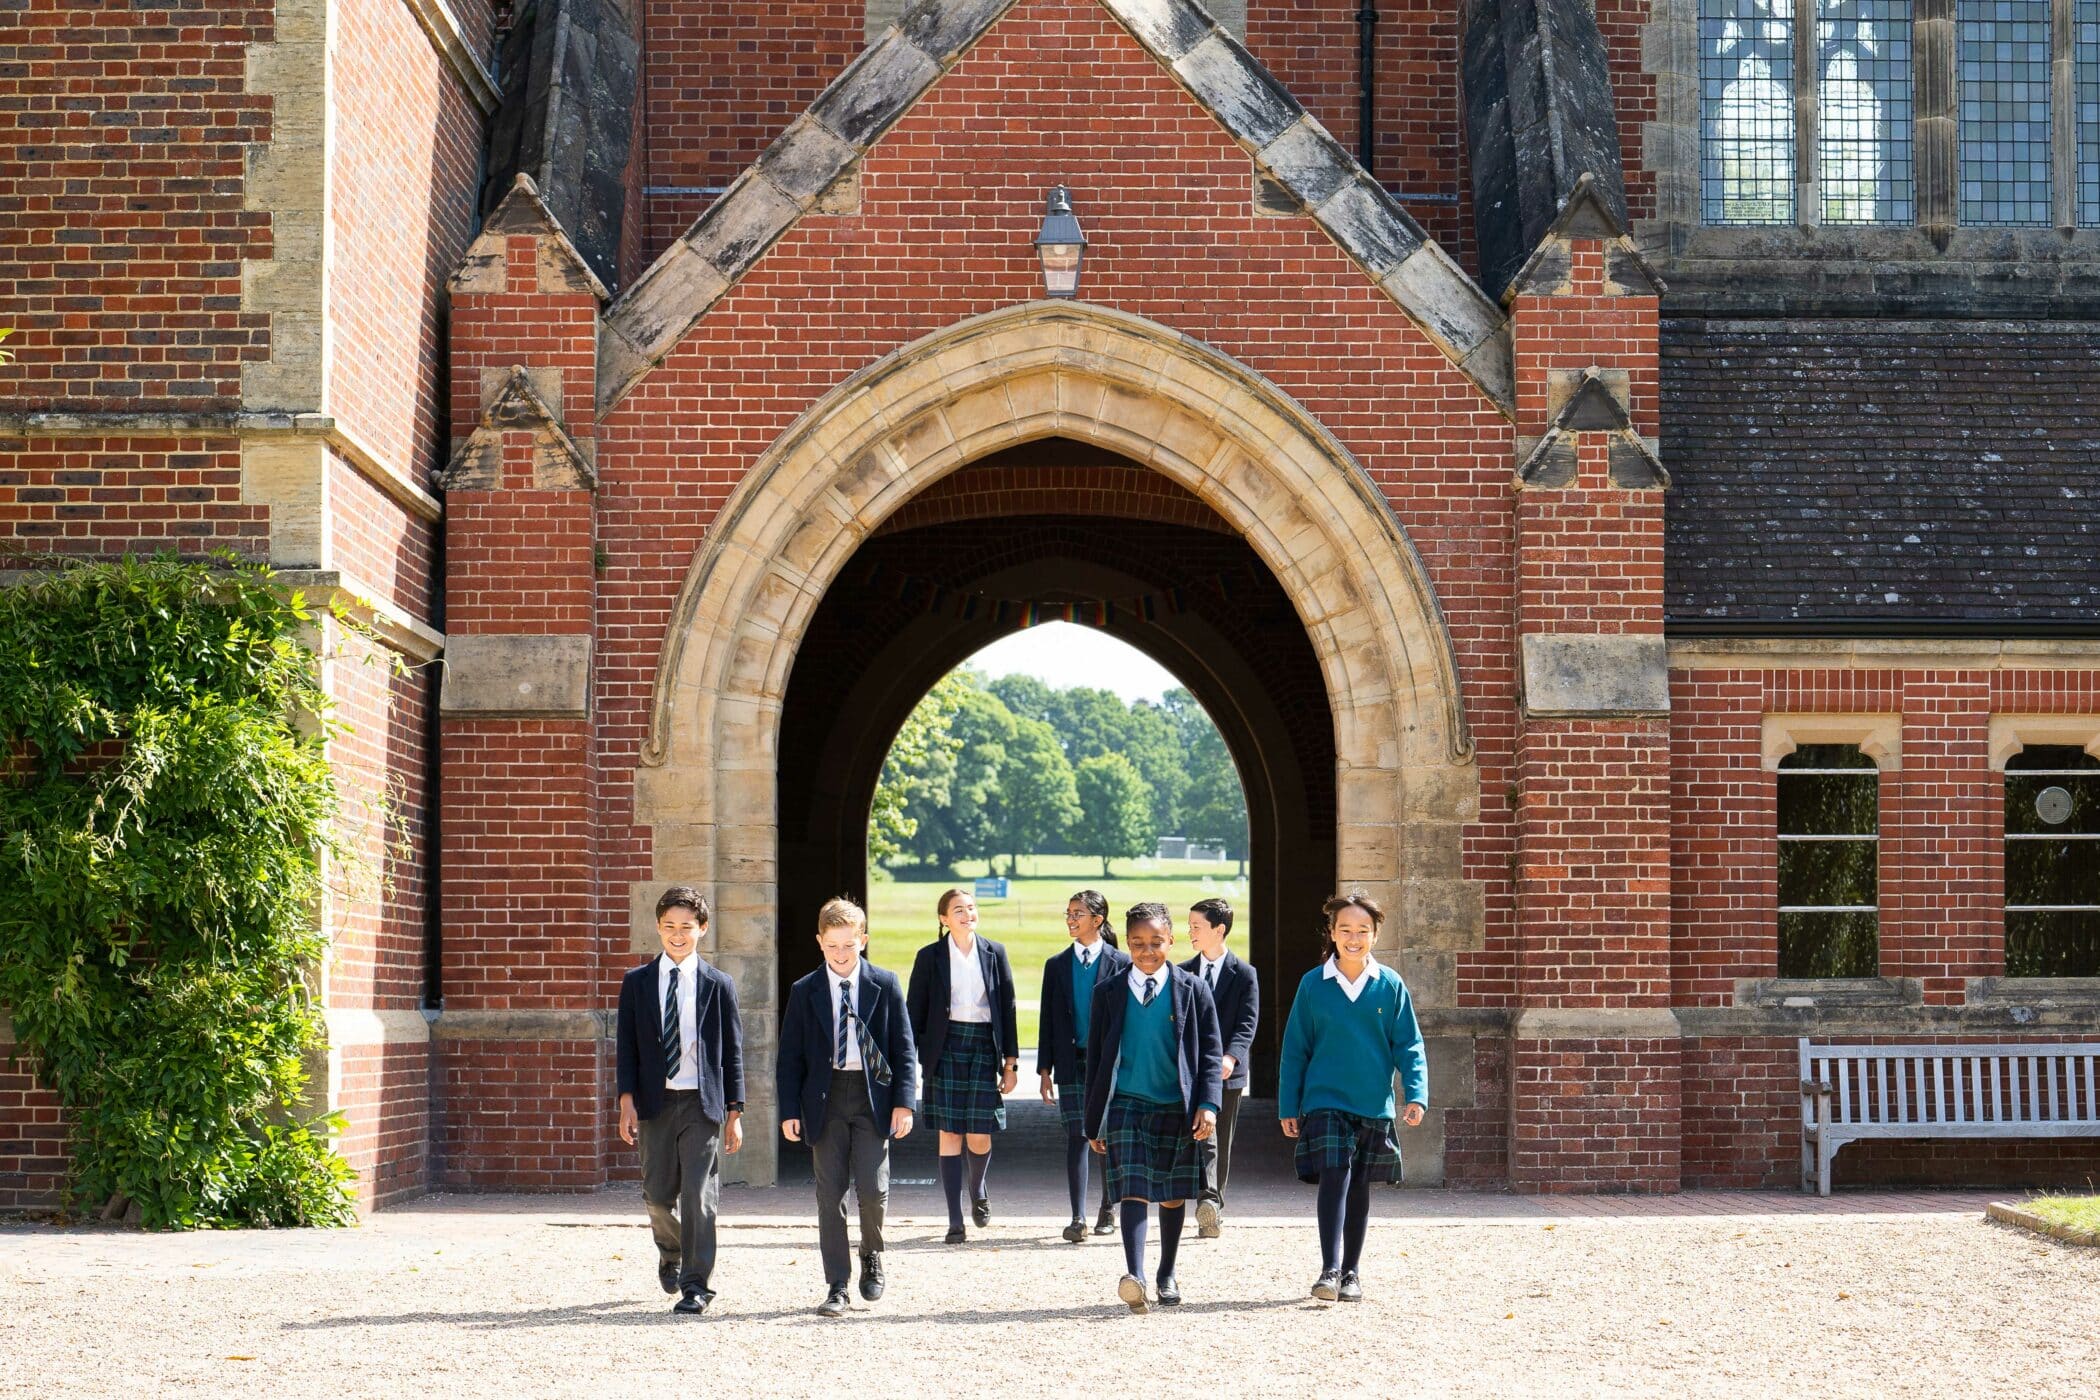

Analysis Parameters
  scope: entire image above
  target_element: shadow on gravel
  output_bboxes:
[279,1294,1317,1330]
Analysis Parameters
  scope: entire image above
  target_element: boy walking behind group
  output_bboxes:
[617,887,745,1316]
[778,897,918,1317]
[1183,897,1258,1238]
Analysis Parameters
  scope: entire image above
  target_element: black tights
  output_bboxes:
[1315,1160,1373,1273]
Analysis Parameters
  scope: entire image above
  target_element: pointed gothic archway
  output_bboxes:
[633,300,1482,1183]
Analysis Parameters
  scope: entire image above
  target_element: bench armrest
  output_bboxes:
[1799,1079,1834,1097]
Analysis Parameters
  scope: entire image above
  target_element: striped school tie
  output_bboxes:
[661,967,682,1080]
[835,981,852,1068]
[1141,975,1157,1005]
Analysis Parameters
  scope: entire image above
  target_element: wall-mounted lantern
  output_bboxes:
[1033,186,1088,298]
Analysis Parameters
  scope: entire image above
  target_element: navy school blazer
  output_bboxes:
[905,934,1021,1075]
[776,961,918,1138]
[1081,963,1225,1142]
[616,956,746,1124]
[1037,942,1131,1086]
[1180,948,1259,1090]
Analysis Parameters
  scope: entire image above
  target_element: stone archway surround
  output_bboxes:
[631,300,1485,1183]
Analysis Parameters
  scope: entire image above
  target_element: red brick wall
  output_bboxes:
[0,1047,67,1212]
[0,0,272,408]
[1510,1036,1682,1190]
[1593,0,1656,227]
[637,2,1474,264]
[435,1037,609,1189]
[1245,0,1470,256]
[0,437,263,558]
[330,0,488,489]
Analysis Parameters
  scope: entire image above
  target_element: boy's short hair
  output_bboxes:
[656,885,711,925]
[1189,896,1234,935]
[1124,900,1171,931]
[817,896,867,933]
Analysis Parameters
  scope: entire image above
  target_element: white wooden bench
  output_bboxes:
[1799,1039,2100,1195]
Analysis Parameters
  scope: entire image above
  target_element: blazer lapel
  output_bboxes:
[854,965,892,1087]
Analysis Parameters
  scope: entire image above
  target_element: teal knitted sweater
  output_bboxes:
[1276,961,1428,1121]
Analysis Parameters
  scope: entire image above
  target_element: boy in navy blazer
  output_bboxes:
[1084,903,1224,1313]
[777,897,917,1317]
[1182,896,1259,1237]
[616,886,744,1316]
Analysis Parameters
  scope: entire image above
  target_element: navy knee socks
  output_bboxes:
[940,1153,964,1229]
[1316,1165,1351,1272]
[964,1147,991,1203]
[1156,1203,1186,1281]
[1118,1199,1148,1277]
[1064,1133,1088,1218]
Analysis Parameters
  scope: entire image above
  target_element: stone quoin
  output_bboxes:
[4,0,2099,1206]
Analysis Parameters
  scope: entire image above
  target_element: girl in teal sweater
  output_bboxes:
[1277,891,1428,1303]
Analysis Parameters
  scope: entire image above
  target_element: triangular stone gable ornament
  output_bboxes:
[1515,365,1667,489]
[1503,172,1665,303]
[450,173,612,300]
[437,365,599,492]
[596,0,1514,416]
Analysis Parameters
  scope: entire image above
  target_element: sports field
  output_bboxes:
[866,854,1246,1049]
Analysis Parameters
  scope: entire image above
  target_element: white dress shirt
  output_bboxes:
[659,951,702,1090]
[1322,954,1381,1003]
[1073,939,1104,969]
[1126,963,1168,1003]
[829,966,863,1071]
[947,936,993,1022]
[1198,951,1226,989]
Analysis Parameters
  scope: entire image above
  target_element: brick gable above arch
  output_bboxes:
[595,0,1515,415]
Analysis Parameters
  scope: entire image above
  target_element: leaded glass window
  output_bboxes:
[1777,744,1881,977]
[1958,0,2054,225]
[1702,0,1797,224]
[2005,745,2100,977]
[1819,0,1914,223]
[2079,0,2100,225]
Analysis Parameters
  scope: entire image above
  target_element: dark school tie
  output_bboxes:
[1141,975,1157,1005]
[661,967,682,1080]
[1208,962,1219,991]
[836,981,852,1069]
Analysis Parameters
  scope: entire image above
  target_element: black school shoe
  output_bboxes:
[1116,1274,1148,1314]
[1061,1217,1087,1244]
[971,1194,991,1227]
[673,1287,713,1316]
[817,1286,850,1318]
[657,1259,681,1294]
[1196,1198,1222,1239]
[1338,1270,1363,1303]
[1154,1274,1182,1307]
[944,1224,967,1245]
[1310,1270,1341,1302]
[859,1253,885,1302]
[1092,1202,1116,1235]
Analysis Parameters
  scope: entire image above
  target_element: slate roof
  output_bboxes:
[1662,319,2100,627]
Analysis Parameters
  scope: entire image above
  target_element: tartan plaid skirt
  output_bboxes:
[1055,1049,1089,1137]
[923,1021,1007,1134]
[1293,1108,1405,1185]
[1104,1096,1203,1203]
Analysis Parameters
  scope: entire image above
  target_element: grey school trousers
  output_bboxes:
[1197,1084,1244,1206]
[638,1090,722,1293]
[812,1068,890,1288]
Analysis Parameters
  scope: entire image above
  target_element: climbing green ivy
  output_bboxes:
[0,555,357,1227]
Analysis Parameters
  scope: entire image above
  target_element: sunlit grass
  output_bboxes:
[2024,1195,2100,1235]
[866,854,1246,1050]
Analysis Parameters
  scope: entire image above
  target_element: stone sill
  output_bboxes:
[1965,977,2100,1020]
[1735,977,1922,1010]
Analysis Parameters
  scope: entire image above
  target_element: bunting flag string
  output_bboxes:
[854,562,1218,630]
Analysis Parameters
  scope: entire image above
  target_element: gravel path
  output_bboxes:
[7,1191,2098,1398]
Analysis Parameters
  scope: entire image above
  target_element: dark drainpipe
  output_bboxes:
[1356,1,1380,176]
